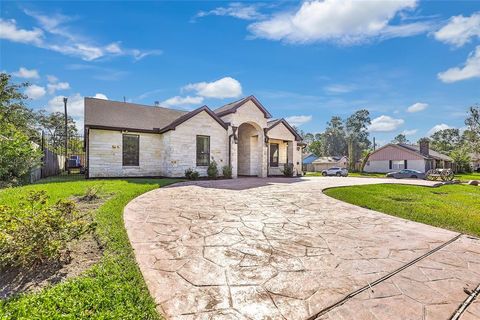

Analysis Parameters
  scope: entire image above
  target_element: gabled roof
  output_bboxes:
[158,106,227,133]
[312,156,347,164]
[214,95,272,118]
[371,143,452,161]
[266,118,303,141]
[398,143,452,161]
[303,154,319,164]
[84,97,187,132]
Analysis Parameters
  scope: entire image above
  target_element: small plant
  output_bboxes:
[222,165,233,179]
[185,168,199,180]
[207,159,218,179]
[282,163,294,177]
[80,184,104,201]
[0,190,94,269]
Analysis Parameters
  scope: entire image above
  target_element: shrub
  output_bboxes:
[0,190,94,269]
[80,184,104,201]
[207,159,218,179]
[185,168,199,180]
[282,163,294,177]
[222,165,233,179]
[0,122,42,187]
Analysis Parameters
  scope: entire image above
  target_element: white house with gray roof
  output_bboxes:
[84,95,304,178]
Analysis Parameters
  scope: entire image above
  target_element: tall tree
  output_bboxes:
[345,110,371,170]
[323,116,347,156]
[429,128,461,154]
[465,104,480,153]
[36,111,78,152]
[0,73,39,141]
[308,133,325,157]
[0,73,42,185]
[392,133,408,144]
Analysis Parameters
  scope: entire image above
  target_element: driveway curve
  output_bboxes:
[124,177,480,320]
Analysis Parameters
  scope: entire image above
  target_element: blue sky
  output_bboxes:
[1,1,479,145]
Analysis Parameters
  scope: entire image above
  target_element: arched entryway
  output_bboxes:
[237,122,263,176]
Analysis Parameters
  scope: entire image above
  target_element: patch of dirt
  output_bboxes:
[0,195,111,299]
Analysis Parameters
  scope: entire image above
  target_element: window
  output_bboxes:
[123,134,139,166]
[391,160,405,170]
[270,143,279,167]
[196,135,210,166]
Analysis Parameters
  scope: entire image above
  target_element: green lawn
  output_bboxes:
[324,183,480,237]
[455,172,480,181]
[0,176,182,319]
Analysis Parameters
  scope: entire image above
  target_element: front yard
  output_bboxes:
[324,183,480,237]
[0,177,181,319]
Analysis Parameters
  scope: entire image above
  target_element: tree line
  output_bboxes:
[1,73,79,186]
[297,105,480,173]
[296,109,372,170]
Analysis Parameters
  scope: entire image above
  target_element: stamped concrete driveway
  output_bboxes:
[124,177,480,320]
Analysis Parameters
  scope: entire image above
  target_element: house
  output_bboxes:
[302,153,318,172]
[84,95,304,178]
[470,153,480,172]
[311,156,348,172]
[364,140,452,173]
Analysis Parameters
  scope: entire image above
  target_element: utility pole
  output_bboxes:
[63,97,68,172]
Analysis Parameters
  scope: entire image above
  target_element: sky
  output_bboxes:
[1,0,479,145]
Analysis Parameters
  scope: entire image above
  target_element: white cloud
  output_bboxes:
[47,75,58,83]
[1,10,160,61]
[161,95,204,107]
[402,129,418,135]
[47,81,70,94]
[12,67,40,79]
[438,45,480,83]
[0,19,43,44]
[25,84,46,99]
[195,3,265,21]
[368,115,404,132]
[434,12,480,47]
[183,77,242,99]
[427,123,453,136]
[324,84,355,94]
[407,102,428,113]
[248,0,430,44]
[285,115,312,126]
[93,93,108,100]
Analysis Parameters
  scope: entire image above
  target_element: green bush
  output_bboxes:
[0,190,94,269]
[184,168,199,180]
[0,122,42,187]
[207,159,218,179]
[282,163,294,177]
[222,165,233,179]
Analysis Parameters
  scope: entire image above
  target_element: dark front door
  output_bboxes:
[270,143,279,167]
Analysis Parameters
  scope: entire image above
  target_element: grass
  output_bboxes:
[324,183,480,237]
[0,176,183,319]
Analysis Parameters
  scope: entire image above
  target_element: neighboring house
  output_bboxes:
[364,140,452,173]
[311,156,348,172]
[470,153,480,172]
[84,95,304,178]
[302,153,318,172]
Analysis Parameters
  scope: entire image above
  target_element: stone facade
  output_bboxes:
[87,98,303,179]
[161,110,228,177]
[88,129,164,177]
